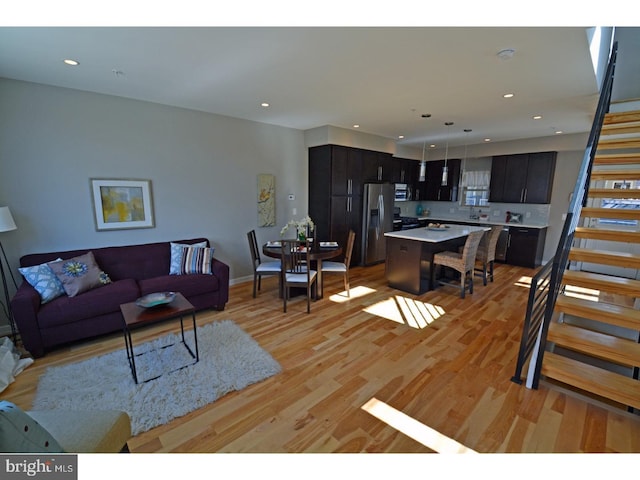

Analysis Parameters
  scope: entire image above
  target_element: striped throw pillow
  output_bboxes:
[180,246,213,275]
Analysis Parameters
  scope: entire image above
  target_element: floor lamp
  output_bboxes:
[0,206,19,344]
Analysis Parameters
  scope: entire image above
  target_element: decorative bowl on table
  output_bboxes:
[427,223,449,231]
[135,291,176,308]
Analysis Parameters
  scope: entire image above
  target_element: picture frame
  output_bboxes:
[90,178,155,231]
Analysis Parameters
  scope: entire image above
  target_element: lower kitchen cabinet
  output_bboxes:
[506,226,547,268]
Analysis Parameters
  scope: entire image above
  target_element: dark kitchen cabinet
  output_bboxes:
[421,159,461,202]
[506,226,547,268]
[392,158,420,200]
[309,144,363,266]
[362,150,394,183]
[490,151,556,204]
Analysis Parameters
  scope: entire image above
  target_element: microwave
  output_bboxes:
[395,183,409,201]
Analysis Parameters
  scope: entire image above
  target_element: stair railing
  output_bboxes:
[511,40,618,387]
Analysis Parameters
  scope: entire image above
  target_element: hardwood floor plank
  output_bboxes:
[4,262,639,453]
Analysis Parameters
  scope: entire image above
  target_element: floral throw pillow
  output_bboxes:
[48,251,111,297]
[18,259,65,304]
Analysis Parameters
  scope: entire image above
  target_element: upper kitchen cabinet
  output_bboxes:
[362,150,394,183]
[421,159,461,201]
[490,151,557,204]
[391,158,418,185]
[310,144,363,197]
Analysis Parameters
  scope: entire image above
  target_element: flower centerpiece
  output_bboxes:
[280,216,314,242]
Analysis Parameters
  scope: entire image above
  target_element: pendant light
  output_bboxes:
[441,121,454,186]
[418,113,430,182]
[419,141,427,182]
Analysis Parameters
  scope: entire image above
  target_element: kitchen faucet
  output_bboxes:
[469,205,479,220]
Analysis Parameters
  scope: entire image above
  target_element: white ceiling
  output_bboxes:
[1,26,638,150]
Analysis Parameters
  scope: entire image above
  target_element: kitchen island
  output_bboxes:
[384,224,489,295]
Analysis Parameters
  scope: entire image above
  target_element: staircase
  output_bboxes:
[540,109,640,410]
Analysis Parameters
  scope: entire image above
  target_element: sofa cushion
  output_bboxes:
[37,279,139,329]
[169,241,207,275]
[0,400,64,453]
[18,259,65,304]
[139,273,220,298]
[48,251,111,297]
[179,245,213,275]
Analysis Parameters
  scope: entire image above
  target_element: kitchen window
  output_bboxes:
[461,170,490,206]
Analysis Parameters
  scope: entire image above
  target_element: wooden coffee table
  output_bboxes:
[120,292,199,384]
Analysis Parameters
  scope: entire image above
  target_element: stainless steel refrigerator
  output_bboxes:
[361,183,395,266]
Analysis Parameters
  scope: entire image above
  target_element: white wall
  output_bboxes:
[0,78,309,329]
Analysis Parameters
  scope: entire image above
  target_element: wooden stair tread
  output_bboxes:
[574,227,640,243]
[548,322,640,367]
[562,269,640,296]
[541,351,640,410]
[600,122,640,136]
[604,110,640,125]
[556,294,640,331]
[597,137,640,150]
[580,207,640,220]
[569,247,640,269]
[589,170,640,180]
[594,153,640,165]
[587,188,640,199]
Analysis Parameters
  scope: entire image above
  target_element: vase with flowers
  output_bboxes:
[280,216,314,242]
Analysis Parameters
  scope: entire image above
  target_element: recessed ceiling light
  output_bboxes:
[261,102,269,107]
[503,93,514,99]
[353,124,360,128]
[429,144,436,148]
[484,138,491,142]
[533,115,542,120]
[398,135,404,139]
[63,59,79,66]
[555,130,563,134]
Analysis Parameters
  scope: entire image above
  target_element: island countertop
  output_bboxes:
[384,224,490,243]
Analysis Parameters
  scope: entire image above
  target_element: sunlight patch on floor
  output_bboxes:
[361,397,477,453]
[363,295,445,329]
[513,275,533,288]
[329,285,376,303]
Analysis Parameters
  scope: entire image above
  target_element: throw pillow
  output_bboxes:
[18,259,65,304]
[169,241,208,275]
[0,401,64,453]
[180,245,213,275]
[48,251,111,297]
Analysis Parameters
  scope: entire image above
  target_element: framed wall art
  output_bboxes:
[257,173,275,227]
[90,178,155,231]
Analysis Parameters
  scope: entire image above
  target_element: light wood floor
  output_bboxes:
[5,262,640,453]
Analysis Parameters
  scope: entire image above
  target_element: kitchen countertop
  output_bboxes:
[384,224,490,243]
[416,215,549,229]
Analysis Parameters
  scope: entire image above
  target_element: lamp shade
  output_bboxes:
[0,207,17,233]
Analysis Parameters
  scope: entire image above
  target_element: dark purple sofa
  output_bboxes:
[11,238,229,358]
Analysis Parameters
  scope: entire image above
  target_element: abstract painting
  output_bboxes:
[90,179,155,230]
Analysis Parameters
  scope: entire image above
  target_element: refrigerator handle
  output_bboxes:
[377,193,384,240]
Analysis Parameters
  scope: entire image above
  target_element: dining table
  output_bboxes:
[262,240,343,299]
[384,224,490,295]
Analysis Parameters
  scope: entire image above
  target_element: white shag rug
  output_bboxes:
[32,320,281,435]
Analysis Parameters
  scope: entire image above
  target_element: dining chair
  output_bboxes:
[474,225,503,285]
[281,239,317,313]
[321,230,355,297]
[247,230,281,298]
[432,229,485,298]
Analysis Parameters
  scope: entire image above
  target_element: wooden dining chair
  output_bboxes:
[474,225,503,285]
[321,230,355,297]
[247,230,281,298]
[280,239,317,313]
[432,229,485,298]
